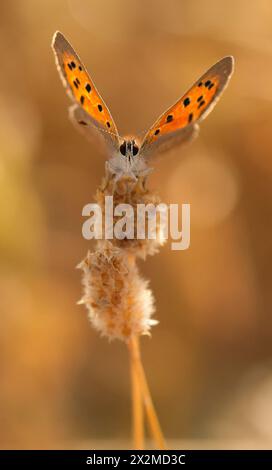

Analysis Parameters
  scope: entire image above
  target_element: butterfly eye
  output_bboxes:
[120,142,127,156]
[132,145,139,156]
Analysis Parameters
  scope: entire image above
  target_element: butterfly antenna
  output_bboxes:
[137,128,147,138]
[85,117,147,142]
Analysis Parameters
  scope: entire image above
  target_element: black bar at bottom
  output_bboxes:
[0,450,271,467]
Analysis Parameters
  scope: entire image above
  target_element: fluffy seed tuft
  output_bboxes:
[78,242,157,341]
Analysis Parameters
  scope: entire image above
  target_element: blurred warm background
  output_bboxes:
[1,0,272,449]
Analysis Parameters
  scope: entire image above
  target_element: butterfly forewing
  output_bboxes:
[52,34,234,163]
[52,31,120,154]
[140,56,234,158]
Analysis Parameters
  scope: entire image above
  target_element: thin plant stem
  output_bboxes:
[130,335,144,449]
[128,336,166,450]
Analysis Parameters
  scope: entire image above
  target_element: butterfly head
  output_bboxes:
[119,139,139,163]
[116,138,142,176]
[106,137,149,180]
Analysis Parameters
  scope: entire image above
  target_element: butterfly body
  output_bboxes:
[52,32,234,179]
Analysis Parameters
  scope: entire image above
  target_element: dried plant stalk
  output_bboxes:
[78,172,167,448]
[130,336,144,449]
[129,336,166,450]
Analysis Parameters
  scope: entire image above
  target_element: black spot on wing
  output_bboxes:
[183,97,190,107]
[166,114,173,123]
[85,83,91,93]
[188,113,193,123]
[154,129,160,135]
[198,100,205,109]
[80,96,85,105]
[98,104,103,112]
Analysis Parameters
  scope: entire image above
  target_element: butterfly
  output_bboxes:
[52,31,234,179]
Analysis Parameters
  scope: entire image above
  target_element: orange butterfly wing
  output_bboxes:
[140,56,234,157]
[52,31,120,154]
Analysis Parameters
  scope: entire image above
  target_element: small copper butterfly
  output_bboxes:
[52,31,234,179]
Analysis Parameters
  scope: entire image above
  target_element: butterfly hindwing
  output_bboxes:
[140,56,234,158]
[52,31,120,155]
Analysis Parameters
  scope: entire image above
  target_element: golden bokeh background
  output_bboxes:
[1,0,272,449]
